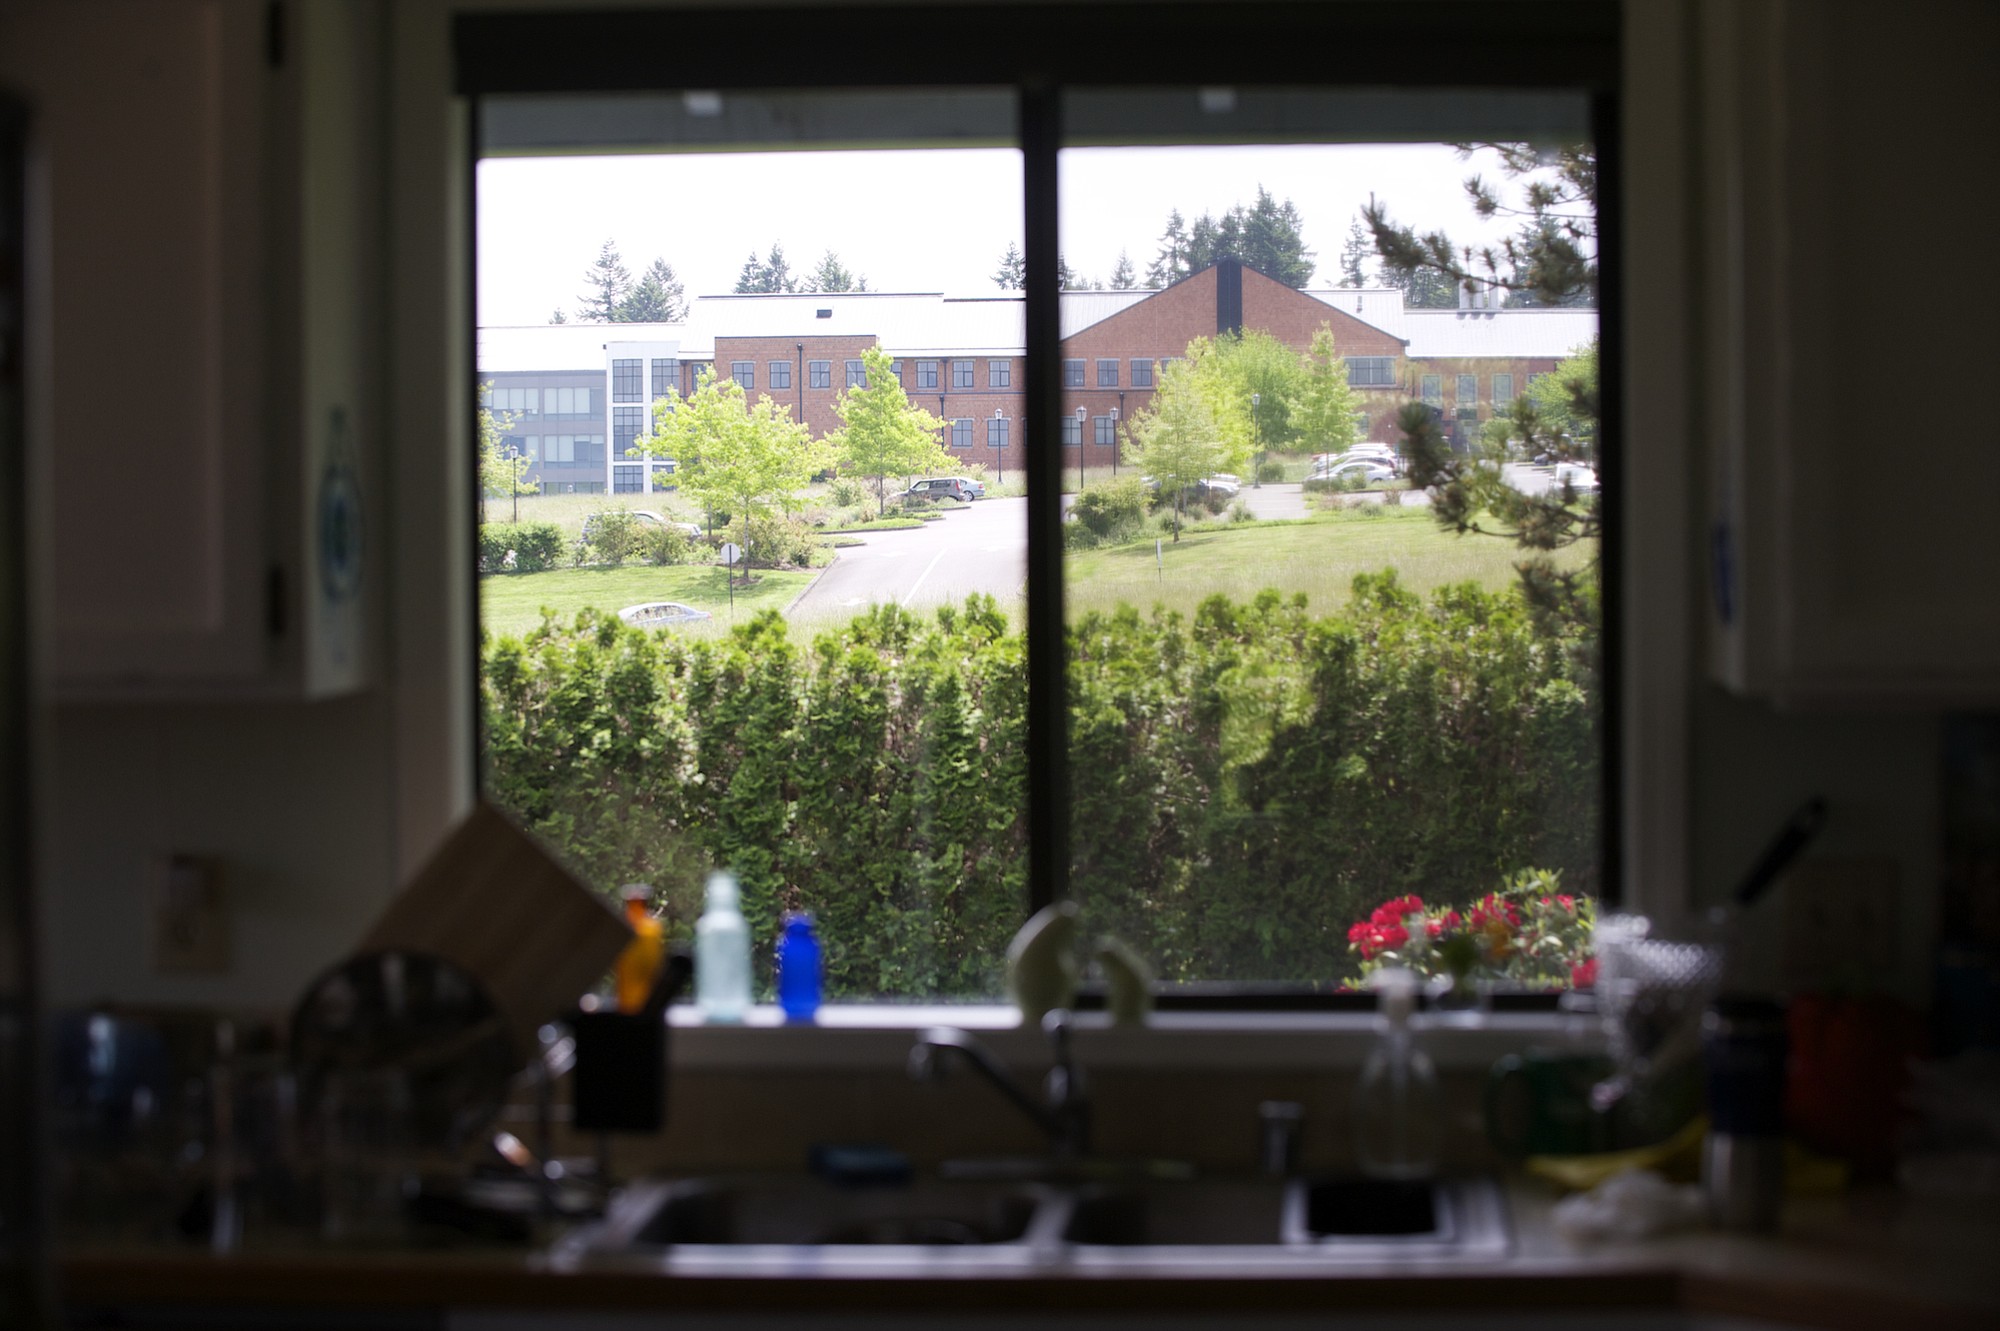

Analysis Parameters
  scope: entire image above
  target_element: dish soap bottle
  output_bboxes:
[614,884,665,1014]
[695,870,751,1023]
[1353,967,1441,1180]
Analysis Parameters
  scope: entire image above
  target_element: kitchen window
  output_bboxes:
[464,9,1617,1009]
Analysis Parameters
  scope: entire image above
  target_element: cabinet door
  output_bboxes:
[1703,0,2000,704]
[21,0,274,692]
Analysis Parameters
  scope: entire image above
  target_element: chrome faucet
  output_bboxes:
[908,1009,1091,1160]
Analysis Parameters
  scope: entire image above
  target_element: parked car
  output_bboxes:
[904,477,979,504]
[584,508,703,539]
[1312,460,1399,487]
[616,601,712,629]
[1551,462,1599,494]
[960,476,987,499]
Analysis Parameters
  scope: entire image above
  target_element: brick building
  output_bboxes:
[476,260,1596,495]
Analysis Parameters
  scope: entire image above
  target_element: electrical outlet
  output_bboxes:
[153,853,230,974]
[1782,857,1899,994]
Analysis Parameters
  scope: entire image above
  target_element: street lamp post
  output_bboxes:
[1250,391,1262,488]
[1115,391,1124,475]
[1075,405,1087,491]
[505,443,522,522]
[993,408,1006,485]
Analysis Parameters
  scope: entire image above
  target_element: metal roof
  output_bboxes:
[477,282,1597,373]
[1307,288,1598,360]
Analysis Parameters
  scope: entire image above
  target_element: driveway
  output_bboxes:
[791,497,1027,620]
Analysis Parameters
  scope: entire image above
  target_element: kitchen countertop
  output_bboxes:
[56,1182,2000,1329]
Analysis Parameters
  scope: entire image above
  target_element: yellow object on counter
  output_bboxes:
[1526,1114,1708,1191]
[614,884,665,1013]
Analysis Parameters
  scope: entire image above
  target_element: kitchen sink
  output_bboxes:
[571,1173,1509,1264]
[583,1174,1051,1249]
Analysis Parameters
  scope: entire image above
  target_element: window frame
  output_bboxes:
[808,359,831,389]
[952,358,975,389]
[1129,358,1153,388]
[454,1,1629,1014]
[989,359,1012,388]
[916,359,939,389]
[767,359,792,390]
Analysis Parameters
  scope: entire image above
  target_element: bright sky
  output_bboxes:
[476,143,1547,326]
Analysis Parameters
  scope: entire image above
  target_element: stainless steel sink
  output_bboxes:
[584,1174,1052,1249]
[572,1173,1509,1263]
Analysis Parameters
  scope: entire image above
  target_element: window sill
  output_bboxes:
[665,1004,1598,1072]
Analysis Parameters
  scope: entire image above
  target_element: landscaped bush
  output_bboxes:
[482,577,1597,1000]
[741,512,819,569]
[478,521,565,573]
[1069,477,1150,546]
[640,523,698,567]
[1257,460,1288,484]
[582,510,643,566]
[829,477,866,507]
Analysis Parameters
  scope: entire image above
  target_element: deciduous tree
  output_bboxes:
[476,394,538,507]
[828,346,953,513]
[647,368,819,578]
[1293,325,1364,457]
[1121,359,1228,541]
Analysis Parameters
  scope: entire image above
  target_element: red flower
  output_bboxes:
[1556,895,1576,912]
[1470,894,1521,930]
[1348,918,1410,960]
[1570,957,1600,989]
[1369,895,1425,929]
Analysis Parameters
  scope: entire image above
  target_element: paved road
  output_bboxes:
[791,497,1028,621]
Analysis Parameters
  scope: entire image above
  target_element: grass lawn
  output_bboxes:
[481,563,816,640]
[1065,506,1595,622]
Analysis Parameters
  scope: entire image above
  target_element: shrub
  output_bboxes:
[584,510,643,565]
[1230,500,1254,523]
[1070,477,1149,544]
[478,521,565,573]
[741,512,818,568]
[829,477,866,507]
[641,523,697,567]
[1256,460,1287,484]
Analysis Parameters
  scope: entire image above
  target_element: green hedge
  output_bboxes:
[481,577,1596,999]
[478,521,566,573]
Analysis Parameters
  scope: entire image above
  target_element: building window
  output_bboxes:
[651,359,678,399]
[612,359,642,402]
[951,418,973,448]
[1063,359,1085,388]
[613,407,645,456]
[989,360,1011,388]
[916,359,939,389]
[1061,416,1081,447]
[809,360,831,389]
[1345,357,1396,388]
[846,359,867,388]
[1456,374,1478,405]
[1096,358,1119,387]
[1093,415,1115,446]
[613,465,644,493]
[483,385,540,414]
[544,386,598,418]
[1158,356,1181,374]
[1421,374,1443,407]
[952,359,975,389]
[1492,373,1515,408]
[541,433,602,464]
[1130,359,1154,388]
[988,416,1009,451]
[768,360,792,390]
[731,360,755,390]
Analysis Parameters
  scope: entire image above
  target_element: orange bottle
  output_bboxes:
[614,884,666,1013]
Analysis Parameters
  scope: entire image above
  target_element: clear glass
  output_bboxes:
[1058,89,1603,993]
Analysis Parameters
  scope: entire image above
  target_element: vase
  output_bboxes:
[1428,972,1491,1024]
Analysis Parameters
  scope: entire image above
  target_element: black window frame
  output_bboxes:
[1345,355,1396,388]
[845,358,867,389]
[1092,414,1114,446]
[1062,358,1085,388]
[651,358,679,399]
[952,358,975,389]
[768,359,792,390]
[1130,358,1153,388]
[1096,358,1118,387]
[950,417,974,449]
[916,359,939,389]
[808,360,831,389]
[731,359,756,390]
[1060,415,1081,447]
[989,359,1011,387]
[987,415,1009,451]
[457,1,1624,1009]
[611,357,643,402]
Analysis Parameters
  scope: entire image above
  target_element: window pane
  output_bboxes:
[476,88,1025,1003]
[1059,91,1602,993]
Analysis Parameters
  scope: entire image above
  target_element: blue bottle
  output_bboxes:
[776,913,823,1022]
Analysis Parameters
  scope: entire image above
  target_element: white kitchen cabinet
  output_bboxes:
[11,0,379,698]
[1700,0,2000,706]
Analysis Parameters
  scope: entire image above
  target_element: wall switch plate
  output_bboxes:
[153,853,230,974]
[1782,857,1898,993]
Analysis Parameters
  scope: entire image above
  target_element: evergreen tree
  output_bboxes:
[1338,217,1375,287]
[1058,255,1093,291]
[1401,266,1460,309]
[1364,143,1598,306]
[991,242,1026,289]
[576,239,632,322]
[803,250,867,293]
[1238,187,1315,287]
[734,242,800,294]
[1109,249,1138,290]
[549,308,567,325]
[1145,209,1190,288]
[617,258,687,322]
